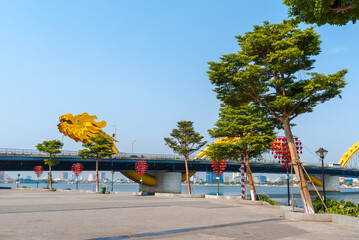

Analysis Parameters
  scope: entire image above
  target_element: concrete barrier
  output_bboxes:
[205,195,264,205]
[332,214,359,228]
[283,211,332,222]
[280,208,359,229]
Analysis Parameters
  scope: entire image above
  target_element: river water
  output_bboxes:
[2,182,359,207]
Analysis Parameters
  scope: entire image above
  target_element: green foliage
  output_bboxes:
[256,194,279,205]
[206,104,276,161]
[44,158,59,168]
[208,20,347,125]
[204,142,242,162]
[36,140,63,167]
[164,121,207,159]
[313,196,359,217]
[284,0,359,26]
[36,140,63,156]
[78,135,115,160]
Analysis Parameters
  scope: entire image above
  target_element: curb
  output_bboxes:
[204,195,263,205]
[281,210,359,228]
[154,193,205,198]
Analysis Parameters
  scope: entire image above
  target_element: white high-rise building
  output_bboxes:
[232,172,240,182]
[58,172,68,180]
[100,172,105,182]
[88,173,95,182]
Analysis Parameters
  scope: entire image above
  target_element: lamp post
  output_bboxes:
[132,140,136,154]
[111,170,115,192]
[316,147,328,208]
[17,174,20,188]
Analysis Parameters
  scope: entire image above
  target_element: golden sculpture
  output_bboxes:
[58,112,119,153]
[196,137,241,159]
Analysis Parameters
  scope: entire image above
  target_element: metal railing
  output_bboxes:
[1,148,357,168]
[0,148,187,160]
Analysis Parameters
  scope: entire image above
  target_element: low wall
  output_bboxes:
[281,209,359,229]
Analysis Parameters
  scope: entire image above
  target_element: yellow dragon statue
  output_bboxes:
[58,112,119,153]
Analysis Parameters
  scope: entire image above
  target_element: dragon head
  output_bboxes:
[58,112,119,153]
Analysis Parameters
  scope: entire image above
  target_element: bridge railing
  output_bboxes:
[0,148,78,156]
[0,148,186,160]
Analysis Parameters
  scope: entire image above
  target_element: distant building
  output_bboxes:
[232,173,240,182]
[276,176,286,182]
[224,176,230,183]
[0,171,4,180]
[88,173,95,182]
[26,176,31,180]
[258,176,267,183]
[58,172,68,180]
[206,172,223,183]
[344,178,353,184]
[100,172,105,182]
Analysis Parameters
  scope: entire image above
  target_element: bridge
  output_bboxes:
[1,148,359,175]
[1,148,359,192]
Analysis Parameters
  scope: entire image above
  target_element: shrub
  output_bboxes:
[256,194,279,205]
[313,196,359,217]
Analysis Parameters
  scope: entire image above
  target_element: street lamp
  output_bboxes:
[315,147,328,208]
[132,140,136,154]
[111,170,115,192]
[17,174,20,188]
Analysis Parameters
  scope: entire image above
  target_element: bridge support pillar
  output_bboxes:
[308,174,340,192]
[140,171,182,194]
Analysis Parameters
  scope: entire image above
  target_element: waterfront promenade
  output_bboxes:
[1,190,359,239]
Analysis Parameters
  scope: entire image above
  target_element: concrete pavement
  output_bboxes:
[0,189,358,239]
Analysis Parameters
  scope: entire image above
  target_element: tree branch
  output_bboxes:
[288,88,319,117]
[331,4,353,14]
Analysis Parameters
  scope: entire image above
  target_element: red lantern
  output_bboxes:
[71,163,84,177]
[33,166,44,178]
[271,136,303,169]
[33,166,44,189]
[212,160,227,176]
[135,161,148,176]
[71,163,84,190]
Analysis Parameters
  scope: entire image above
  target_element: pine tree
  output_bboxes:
[164,121,207,194]
[78,135,115,192]
[36,140,63,190]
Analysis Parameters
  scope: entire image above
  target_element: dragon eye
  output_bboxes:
[77,120,80,123]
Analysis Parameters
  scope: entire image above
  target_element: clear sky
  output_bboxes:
[1,0,359,179]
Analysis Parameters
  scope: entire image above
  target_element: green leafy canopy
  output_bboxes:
[284,0,359,26]
[36,140,63,167]
[164,121,207,159]
[78,135,115,160]
[208,20,347,125]
[206,104,276,161]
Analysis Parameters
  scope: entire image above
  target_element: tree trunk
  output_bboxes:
[283,118,315,213]
[96,158,99,192]
[244,154,256,201]
[184,156,192,195]
[49,165,52,190]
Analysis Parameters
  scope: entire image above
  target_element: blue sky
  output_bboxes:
[1,0,359,178]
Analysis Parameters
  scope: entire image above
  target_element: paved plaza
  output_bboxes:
[1,189,359,239]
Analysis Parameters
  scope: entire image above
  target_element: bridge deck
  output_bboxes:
[1,148,359,177]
